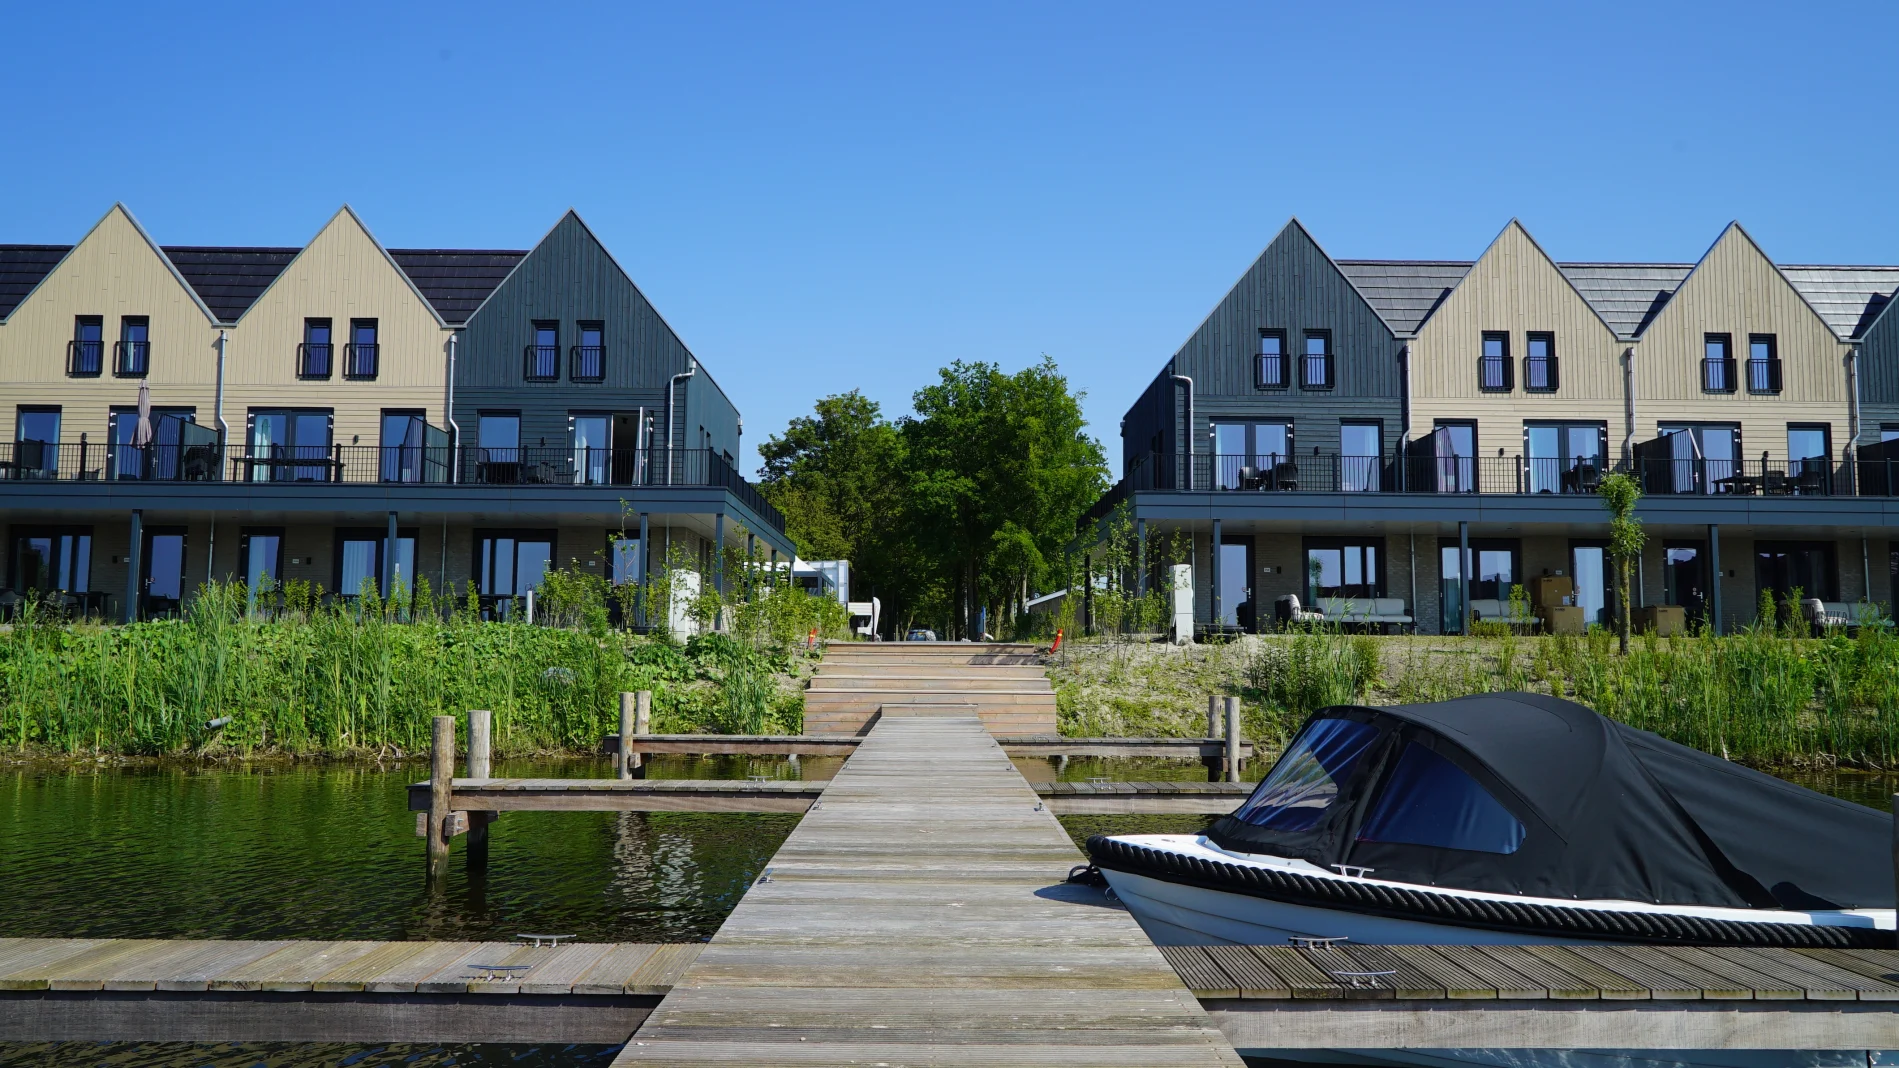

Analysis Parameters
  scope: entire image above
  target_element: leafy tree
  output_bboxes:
[1597,472,1645,655]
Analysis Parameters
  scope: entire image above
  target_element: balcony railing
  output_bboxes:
[67,339,104,377]
[0,442,785,531]
[114,340,150,377]
[1703,356,1737,393]
[1747,357,1783,394]
[1524,353,1558,392]
[524,344,559,381]
[571,344,605,382]
[298,342,333,378]
[344,343,378,379]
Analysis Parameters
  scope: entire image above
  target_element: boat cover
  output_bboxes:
[1206,692,1894,910]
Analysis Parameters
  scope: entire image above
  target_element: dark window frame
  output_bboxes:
[1703,333,1736,393]
[1300,330,1334,390]
[1747,333,1782,394]
[1302,535,1388,601]
[69,315,104,377]
[1478,332,1512,392]
[344,319,379,380]
[525,320,561,382]
[7,524,93,594]
[1256,329,1290,390]
[332,525,421,600]
[572,320,605,383]
[237,526,287,593]
[299,318,334,379]
[114,316,151,377]
[1523,331,1558,392]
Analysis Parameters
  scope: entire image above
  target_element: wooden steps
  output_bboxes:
[804,642,1058,736]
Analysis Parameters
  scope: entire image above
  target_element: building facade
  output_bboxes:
[0,204,794,622]
[1093,218,1899,636]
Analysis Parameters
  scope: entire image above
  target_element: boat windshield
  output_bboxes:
[1231,717,1379,831]
[1359,740,1525,854]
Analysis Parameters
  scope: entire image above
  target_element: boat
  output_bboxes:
[1087,692,1895,949]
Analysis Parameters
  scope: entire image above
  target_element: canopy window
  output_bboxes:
[1359,740,1525,854]
[1231,717,1379,832]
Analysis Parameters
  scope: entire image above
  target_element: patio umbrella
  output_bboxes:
[133,379,154,446]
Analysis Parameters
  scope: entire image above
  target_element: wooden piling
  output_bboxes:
[618,693,636,780]
[1207,695,1222,740]
[634,690,651,778]
[1205,695,1226,782]
[467,710,492,868]
[428,715,455,877]
[1225,696,1243,784]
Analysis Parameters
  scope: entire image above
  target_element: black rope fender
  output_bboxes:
[1085,835,1892,949]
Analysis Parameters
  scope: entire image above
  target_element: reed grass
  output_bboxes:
[0,582,807,757]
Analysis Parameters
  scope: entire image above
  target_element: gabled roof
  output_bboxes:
[1334,261,1471,335]
[1777,266,1899,340]
[0,245,70,318]
[162,246,300,322]
[390,249,527,325]
[1557,263,1692,338]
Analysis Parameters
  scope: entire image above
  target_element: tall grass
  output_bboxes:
[0,582,806,756]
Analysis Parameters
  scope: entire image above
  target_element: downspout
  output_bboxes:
[1847,344,1861,493]
[211,330,228,585]
[1169,373,1193,490]
[446,332,461,483]
[1621,343,1637,465]
[666,358,697,485]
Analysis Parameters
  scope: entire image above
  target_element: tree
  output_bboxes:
[1597,472,1645,654]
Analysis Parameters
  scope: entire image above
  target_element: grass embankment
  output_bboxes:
[1053,626,1899,769]
[0,584,810,758]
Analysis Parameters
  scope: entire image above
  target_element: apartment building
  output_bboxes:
[0,204,793,622]
[1092,218,1899,636]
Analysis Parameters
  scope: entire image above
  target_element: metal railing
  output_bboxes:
[1524,353,1558,392]
[571,344,605,382]
[524,344,559,381]
[1703,356,1736,393]
[67,339,103,377]
[0,442,785,531]
[344,343,378,379]
[114,340,150,377]
[298,342,333,378]
[1747,358,1782,394]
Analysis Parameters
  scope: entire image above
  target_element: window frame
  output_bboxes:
[1523,331,1558,392]
[13,406,61,478]
[1300,330,1334,390]
[1478,331,1512,392]
[525,320,561,382]
[69,316,104,377]
[333,525,421,600]
[1747,333,1782,394]
[572,320,606,382]
[344,319,379,380]
[114,315,151,377]
[1703,333,1736,394]
[237,526,287,598]
[1303,535,1386,601]
[1256,329,1290,390]
[7,524,93,594]
[299,318,334,379]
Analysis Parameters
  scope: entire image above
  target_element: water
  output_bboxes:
[1,754,1889,1067]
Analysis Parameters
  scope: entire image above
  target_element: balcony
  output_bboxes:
[343,343,378,379]
[1747,357,1783,394]
[114,340,150,377]
[67,339,104,377]
[571,344,605,382]
[0,442,786,532]
[298,342,333,379]
[1524,353,1559,392]
[524,344,559,382]
[1702,356,1737,393]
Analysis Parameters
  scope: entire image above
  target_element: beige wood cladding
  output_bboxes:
[0,205,221,438]
[1633,224,1848,456]
[1408,221,1627,456]
[226,207,450,447]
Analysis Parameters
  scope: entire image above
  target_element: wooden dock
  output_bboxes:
[408,777,1254,815]
[801,643,1060,735]
[615,711,1247,1066]
[603,732,1255,760]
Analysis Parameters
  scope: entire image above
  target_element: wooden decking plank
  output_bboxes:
[358,941,485,993]
[1424,946,1544,999]
[1384,944,1496,999]
[1565,945,1704,999]
[1525,945,1650,999]
[1661,946,1802,999]
[309,941,435,992]
[208,940,383,991]
[517,942,618,995]
[1723,947,1869,1000]
[1473,945,1599,999]
[1248,945,1344,999]
[1620,946,1754,999]
[1202,944,1289,998]
[139,940,291,992]
[1160,945,1237,997]
[1793,948,1899,997]
[574,943,664,994]
[415,942,519,993]
[1340,944,1446,999]
[33,940,173,991]
[1299,944,1393,999]
[0,939,110,990]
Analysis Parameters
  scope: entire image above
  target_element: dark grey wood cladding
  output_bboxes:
[1856,295,1899,440]
[454,211,740,459]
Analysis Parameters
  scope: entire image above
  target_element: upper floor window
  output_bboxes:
[1703,334,1735,393]
[247,409,334,483]
[115,317,150,377]
[1257,330,1289,389]
[13,407,61,479]
[476,412,522,484]
[1478,332,1511,392]
[572,321,605,382]
[1301,331,1333,389]
[1748,334,1781,394]
[1524,332,1558,392]
[345,319,378,379]
[526,321,559,381]
[69,316,104,377]
[300,319,333,379]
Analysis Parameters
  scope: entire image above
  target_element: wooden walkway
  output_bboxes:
[409,777,1253,815]
[615,712,1246,1066]
[603,733,1254,759]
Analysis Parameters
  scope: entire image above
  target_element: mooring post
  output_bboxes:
[635,690,652,779]
[428,714,455,879]
[1206,695,1224,781]
[1225,696,1243,784]
[466,709,492,869]
[618,692,637,779]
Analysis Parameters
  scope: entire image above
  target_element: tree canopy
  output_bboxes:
[757,357,1107,637]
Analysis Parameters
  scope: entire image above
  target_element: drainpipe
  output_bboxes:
[1621,343,1637,465]
[214,330,229,469]
[445,333,461,483]
[1170,373,1193,490]
[1847,344,1862,493]
[666,358,697,485]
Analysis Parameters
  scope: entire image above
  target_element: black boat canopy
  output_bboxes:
[1206,692,1894,910]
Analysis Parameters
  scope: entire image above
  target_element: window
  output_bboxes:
[238,528,285,608]
[476,412,521,483]
[573,321,605,382]
[1359,740,1524,854]
[1440,539,1520,633]
[572,414,609,485]
[380,411,427,483]
[1663,541,1707,623]
[477,530,556,614]
[1524,332,1557,392]
[14,407,60,478]
[1211,421,1292,490]
[1703,334,1735,393]
[345,319,378,379]
[300,319,333,378]
[1257,330,1289,389]
[1339,421,1381,492]
[1305,537,1383,601]
[526,321,559,381]
[8,526,91,594]
[1658,423,1739,494]
[1748,334,1781,394]
[1478,332,1511,391]
[1430,421,1476,493]
[139,527,187,617]
[1883,424,1899,444]
[109,407,195,481]
[1755,541,1837,604]
[1523,422,1606,494]
[1232,717,1381,831]
[69,316,103,376]
[115,317,150,377]
[1787,424,1830,494]
[335,527,419,599]
[1301,331,1333,389]
[608,534,642,585]
[1571,541,1610,629]
[247,409,333,482]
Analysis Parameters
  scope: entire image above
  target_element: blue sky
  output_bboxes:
[5,1,1895,474]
